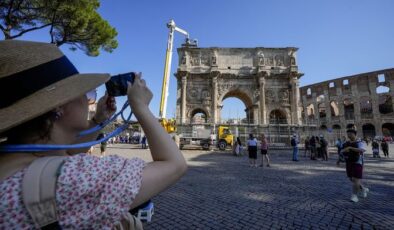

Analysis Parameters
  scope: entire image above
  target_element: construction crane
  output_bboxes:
[159,19,197,133]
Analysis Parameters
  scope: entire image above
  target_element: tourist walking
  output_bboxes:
[320,135,328,161]
[372,139,380,158]
[304,136,311,158]
[141,135,147,149]
[291,134,299,161]
[260,134,270,167]
[341,128,369,203]
[247,134,258,167]
[316,136,321,158]
[235,137,243,156]
[310,136,317,160]
[381,139,389,158]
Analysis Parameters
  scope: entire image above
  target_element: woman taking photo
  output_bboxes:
[0,40,187,229]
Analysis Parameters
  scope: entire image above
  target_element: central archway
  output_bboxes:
[220,89,253,124]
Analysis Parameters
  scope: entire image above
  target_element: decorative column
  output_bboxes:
[290,74,301,125]
[181,74,187,124]
[211,71,220,124]
[253,105,259,124]
[258,71,267,125]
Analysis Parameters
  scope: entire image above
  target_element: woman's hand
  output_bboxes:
[127,72,153,114]
[93,93,116,123]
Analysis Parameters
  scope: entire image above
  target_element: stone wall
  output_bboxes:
[300,68,394,139]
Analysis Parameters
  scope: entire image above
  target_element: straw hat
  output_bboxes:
[0,40,110,133]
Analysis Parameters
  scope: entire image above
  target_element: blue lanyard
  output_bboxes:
[0,102,133,152]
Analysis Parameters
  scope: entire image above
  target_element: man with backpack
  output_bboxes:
[341,128,369,203]
[320,134,328,161]
[381,139,389,158]
[291,134,299,161]
[371,139,380,158]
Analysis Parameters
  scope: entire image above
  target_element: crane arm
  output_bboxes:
[159,20,190,119]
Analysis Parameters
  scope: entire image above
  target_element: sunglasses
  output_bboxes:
[86,89,97,105]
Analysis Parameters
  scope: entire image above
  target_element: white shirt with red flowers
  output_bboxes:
[0,154,145,229]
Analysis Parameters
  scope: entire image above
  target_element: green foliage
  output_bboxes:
[0,0,117,56]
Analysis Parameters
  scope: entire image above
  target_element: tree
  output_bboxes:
[0,0,117,56]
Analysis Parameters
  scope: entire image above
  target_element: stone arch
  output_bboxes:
[219,89,254,124]
[189,108,209,124]
[318,103,326,118]
[330,101,339,117]
[360,96,373,118]
[175,47,303,127]
[343,98,355,120]
[362,123,376,139]
[306,103,315,119]
[382,123,394,137]
[301,107,305,120]
[378,94,393,114]
[269,109,287,124]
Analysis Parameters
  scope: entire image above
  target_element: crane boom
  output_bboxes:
[159,20,190,119]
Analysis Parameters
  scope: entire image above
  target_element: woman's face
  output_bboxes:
[57,95,90,133]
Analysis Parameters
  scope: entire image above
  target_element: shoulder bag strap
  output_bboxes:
[22,156,67,230]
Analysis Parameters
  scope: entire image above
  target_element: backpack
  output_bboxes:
[291,139,296,147]
[320,139,327,148]
[22,156,143,230]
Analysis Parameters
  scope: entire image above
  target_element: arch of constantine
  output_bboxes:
[175,46,303,127]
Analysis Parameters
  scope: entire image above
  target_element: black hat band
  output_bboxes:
[0,56,78,108]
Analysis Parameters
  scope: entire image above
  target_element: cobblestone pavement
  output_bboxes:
[97,144,394,229]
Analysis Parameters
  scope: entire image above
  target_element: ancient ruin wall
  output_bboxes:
[300,68,394,138]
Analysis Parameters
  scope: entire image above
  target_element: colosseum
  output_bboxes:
[300,68,394,141]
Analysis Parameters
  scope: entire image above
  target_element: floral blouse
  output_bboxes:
[0,154,146,229]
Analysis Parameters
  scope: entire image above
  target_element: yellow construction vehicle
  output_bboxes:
[159,118,177,133]
[216,126,234,150]
[180,125,234,151]
[159,20,196,133]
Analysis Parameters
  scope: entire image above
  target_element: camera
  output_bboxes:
[105,72,136,97]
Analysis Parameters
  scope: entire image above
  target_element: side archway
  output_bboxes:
[269,109,288,124]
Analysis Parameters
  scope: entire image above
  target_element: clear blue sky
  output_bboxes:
[4,0,394,119]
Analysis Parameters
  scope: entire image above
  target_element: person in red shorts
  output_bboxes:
[341,128,369,203]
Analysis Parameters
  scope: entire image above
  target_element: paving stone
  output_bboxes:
[100,144,394,229]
